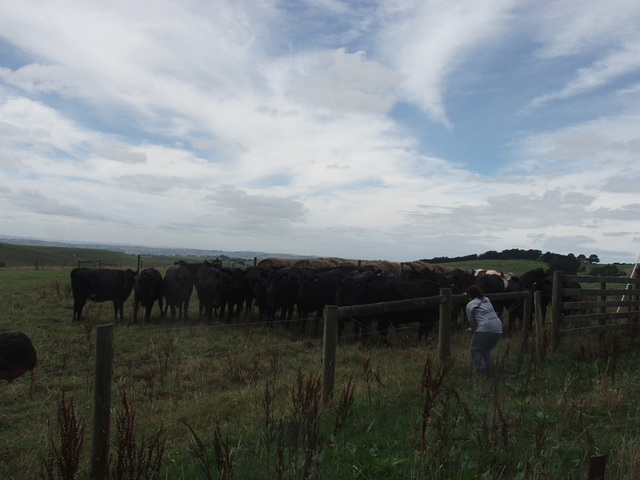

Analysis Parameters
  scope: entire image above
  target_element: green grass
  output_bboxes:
[0,242,212,270]
[1,268,640,479]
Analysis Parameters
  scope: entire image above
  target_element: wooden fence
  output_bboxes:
[551,270,640,351]
[321,287,533,403]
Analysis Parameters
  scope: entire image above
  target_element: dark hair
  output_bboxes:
[465,284,485,300]
[0,331,37,371]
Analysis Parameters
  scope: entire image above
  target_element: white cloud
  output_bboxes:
[529,0,640,58]
[530,39,640,108]
[288,48,400,114]
[377,0,516,126]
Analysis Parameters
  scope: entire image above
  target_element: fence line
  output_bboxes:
[321,287,534,401]
[21,327,324,383]
[31,314,322,346]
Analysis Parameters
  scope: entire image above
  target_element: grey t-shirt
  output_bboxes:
[466,297,502,334]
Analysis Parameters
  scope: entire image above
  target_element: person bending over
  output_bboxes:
[465,285,502,376]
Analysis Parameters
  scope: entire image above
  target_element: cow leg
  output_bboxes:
[118,302,125,321]
[72,297,86,321]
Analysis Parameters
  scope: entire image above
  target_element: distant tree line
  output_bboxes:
[422,249,607,276]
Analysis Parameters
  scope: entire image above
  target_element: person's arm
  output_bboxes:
[466,301,477,329]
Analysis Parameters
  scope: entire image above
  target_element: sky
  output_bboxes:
[0,0,639,264]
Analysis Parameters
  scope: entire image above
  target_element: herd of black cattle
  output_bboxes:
[69,261,552,343]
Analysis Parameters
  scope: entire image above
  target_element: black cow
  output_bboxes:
[194,265,226,321]
[505,268,551,330]
[297,268,346,335]
[70,268,136,321]
[443,268,475,324]
[210,267,246,321]
[265,266,318,324]
[366,275,442,345]
[444,268,475,293]
[242,266,271,313]
[163,264,193,320]
[133,268,164,323]
[335,270,377,340]
[297,268,345,318]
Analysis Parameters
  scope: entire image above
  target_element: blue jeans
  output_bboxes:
[470,332,501,375]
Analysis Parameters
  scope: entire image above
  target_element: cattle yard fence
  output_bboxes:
[551,270,640,351]
[321,287,535,403]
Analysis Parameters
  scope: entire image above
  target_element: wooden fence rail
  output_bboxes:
[551,270,640,351]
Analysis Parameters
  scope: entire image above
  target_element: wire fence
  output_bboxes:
[28,305,443,374]
[22,316,333,381]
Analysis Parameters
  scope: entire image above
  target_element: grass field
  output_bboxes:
[0,242,210,270]
[1,256,639,478]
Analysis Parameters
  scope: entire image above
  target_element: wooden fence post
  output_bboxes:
[91,324,114,480]
[586,454,606,480]
[322,305,339,405]
[438,288,452,362]
[551,271,563,352]
[534,291,543,357]
[522,290,532,341]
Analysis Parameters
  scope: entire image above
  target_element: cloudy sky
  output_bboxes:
[1,0,639,263]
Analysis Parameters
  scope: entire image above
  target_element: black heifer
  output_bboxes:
[133,268,164,323]
[265,266,318,324]
[297,268,345,335]
[194,265,225,321]
[223,267,248,320]
[335,271,443,345]
[334,270,377,340]
[368,275,443,345]
[70,268,136,321]
[297,268,345,318]
[163,264,193,320]
[505,268,551,330]
[243,266,271,314]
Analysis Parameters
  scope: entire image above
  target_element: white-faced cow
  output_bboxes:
[70,268,136,321]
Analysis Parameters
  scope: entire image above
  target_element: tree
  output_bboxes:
[577,254,587,263]
[588,254,600,264]
[547,255,580,275]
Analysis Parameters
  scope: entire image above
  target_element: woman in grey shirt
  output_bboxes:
[465,285,502,376]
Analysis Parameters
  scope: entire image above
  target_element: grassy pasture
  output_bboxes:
[0,242,207,270]
[1,266,640,479]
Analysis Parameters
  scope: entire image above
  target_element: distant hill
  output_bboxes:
[0,236,312,269]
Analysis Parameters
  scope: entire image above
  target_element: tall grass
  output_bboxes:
[0,269,639,478]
